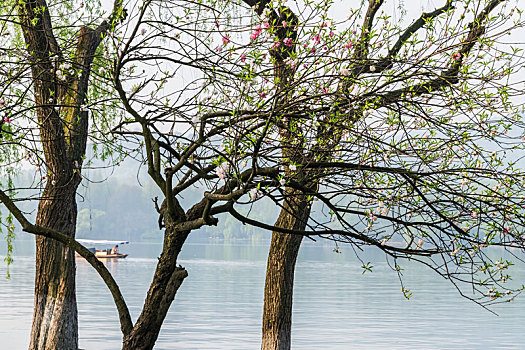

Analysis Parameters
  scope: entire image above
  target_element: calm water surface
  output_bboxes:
[1,237,524,349]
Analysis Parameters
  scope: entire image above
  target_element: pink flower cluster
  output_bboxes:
[215,163,230,180]
[251,25,262,40]
[452,52,461,60]
[251,23,269,41]
[1,99,9,124]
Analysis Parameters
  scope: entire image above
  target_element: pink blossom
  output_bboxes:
[285,58,297,69]
[263,22,270,29]
[283,38,293,47]
[282,21,287,27]
[344,42,353,49]
[452,52,461,60]
[329,31,334,38]
[0,100,4,106]
[222,36,230,45]
[313,34,321,44]
[3,117,11,124]
[240,54,247,62]
[215,163,230,180]
[216,166,226,179]
[260,92,267,98]
[272,41,280,49]
[251,26,262,41]
[250,188,261,200]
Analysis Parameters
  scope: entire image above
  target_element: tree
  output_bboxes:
[221,1,525,348]
[0,0,126,347]
[109,0,525,348]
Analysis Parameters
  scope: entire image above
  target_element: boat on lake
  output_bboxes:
[76,239,129,259]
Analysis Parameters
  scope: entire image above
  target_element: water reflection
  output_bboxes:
[1,238,525,349]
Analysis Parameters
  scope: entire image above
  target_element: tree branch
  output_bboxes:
[0,189,133,336]
[353,0,385,63]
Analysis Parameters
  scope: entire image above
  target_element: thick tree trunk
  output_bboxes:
[122,224,189,350]
[262,10,309,345]
[261,195,310,350]
[16,0,118,347]
[29,182,79,350]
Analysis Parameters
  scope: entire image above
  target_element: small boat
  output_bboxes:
[94,250,128,259]
[76,239,129,259]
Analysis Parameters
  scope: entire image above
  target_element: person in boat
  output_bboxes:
[111,245,118,255]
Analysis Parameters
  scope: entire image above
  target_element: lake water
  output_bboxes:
[1,237,525,349]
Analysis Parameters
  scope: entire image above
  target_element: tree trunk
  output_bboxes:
[122,225,189,350]
[261,195,310,350]
[29,182,79,350]
[262,9,308,346]
[15,0,119,347]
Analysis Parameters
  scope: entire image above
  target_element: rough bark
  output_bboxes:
[121,226,189,350]
[261,192,310,350]
[121,197,204,349]
[260,7,309,349]
[30,183,80,350]
[17,0,83,342]
[15,0,117,346]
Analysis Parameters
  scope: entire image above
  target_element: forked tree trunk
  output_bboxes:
[30,184,79,350]
[15,0,121,346]
[16,0,113,343]
[262,195,310,350]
